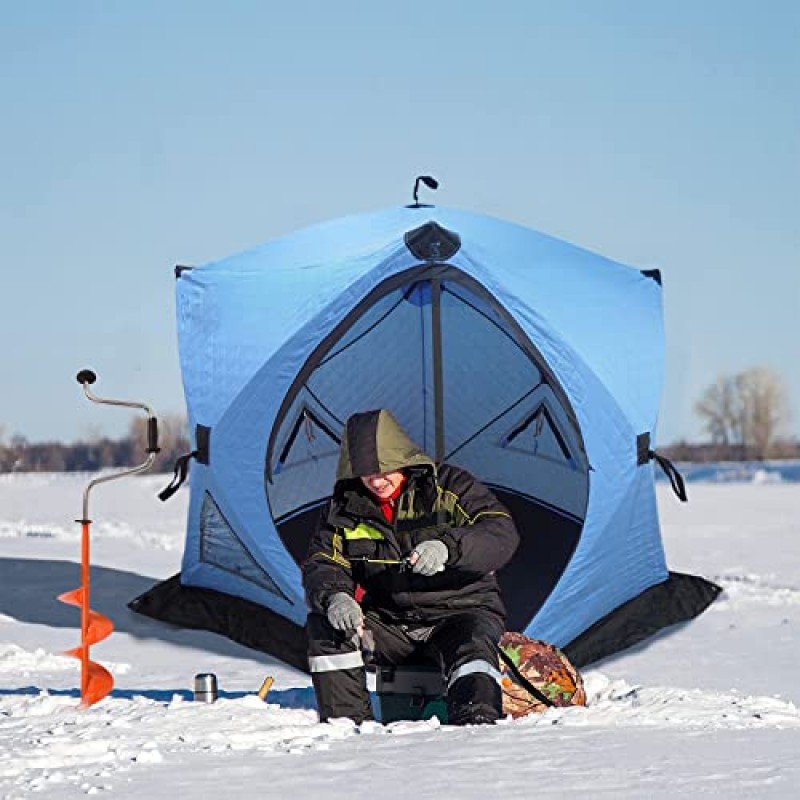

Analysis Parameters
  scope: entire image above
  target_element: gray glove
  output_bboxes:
[409,540,449,576]
[326,592,364,632]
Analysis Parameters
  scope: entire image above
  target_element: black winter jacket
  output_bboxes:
[302,409,520,624]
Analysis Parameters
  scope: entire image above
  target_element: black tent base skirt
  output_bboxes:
[128,575,310,673]
[129,571,720,674]
[563,572,722,667]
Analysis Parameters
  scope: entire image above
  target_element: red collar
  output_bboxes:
[377,476,406,522]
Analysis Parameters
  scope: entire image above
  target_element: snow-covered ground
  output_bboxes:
[1,471,798,798]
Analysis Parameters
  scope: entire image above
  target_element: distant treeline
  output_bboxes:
[0,415,190,473]
[1,423,797,473]
[659,439,800,463]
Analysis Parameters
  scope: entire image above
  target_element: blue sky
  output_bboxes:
[1,1,798,445]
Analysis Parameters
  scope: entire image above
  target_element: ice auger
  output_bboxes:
[58,369,159,706]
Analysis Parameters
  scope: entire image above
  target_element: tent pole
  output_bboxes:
[431,278,445,462]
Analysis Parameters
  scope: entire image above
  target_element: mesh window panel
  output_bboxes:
[199,492,288,600]
[450,387,588,520]
[503,403,574,465]
[268,392,342,521]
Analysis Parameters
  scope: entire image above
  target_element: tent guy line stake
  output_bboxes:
[58,369,160,706]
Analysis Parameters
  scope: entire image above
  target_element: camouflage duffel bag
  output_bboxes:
[498,631,587,718]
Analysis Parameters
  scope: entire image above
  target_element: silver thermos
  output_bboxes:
[193,672,218,703]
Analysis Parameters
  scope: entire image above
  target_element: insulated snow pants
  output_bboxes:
[307,609,504,725]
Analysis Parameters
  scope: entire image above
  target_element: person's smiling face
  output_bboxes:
[360,470,405,500]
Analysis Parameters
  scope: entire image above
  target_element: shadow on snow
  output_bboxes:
[0,557,302,669]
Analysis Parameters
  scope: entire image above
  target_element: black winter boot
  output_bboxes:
[446,673,502,726]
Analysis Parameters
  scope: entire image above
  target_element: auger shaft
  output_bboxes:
[59,369,159,706]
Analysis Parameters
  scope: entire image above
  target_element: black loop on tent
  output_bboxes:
[650,450,688,502]
[637,433,687,501]
[158,424,210,501]
[496,644,555,708]
[158,451,197,501]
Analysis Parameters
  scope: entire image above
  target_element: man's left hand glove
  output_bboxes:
[408,540,449,576]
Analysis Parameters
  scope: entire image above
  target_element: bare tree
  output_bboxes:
[695,375,742,448]
[696,368,790,459]
[736,368,790,460]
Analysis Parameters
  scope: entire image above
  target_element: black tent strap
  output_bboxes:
[649,450,688,502]
[636,432,687,502]
[496,645,555,708]
[158,450,198,502]
[158,425,211,501]
[159,424,211,501]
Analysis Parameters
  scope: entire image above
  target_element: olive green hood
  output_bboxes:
[335,409,435,482]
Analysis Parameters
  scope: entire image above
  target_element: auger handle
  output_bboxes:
[76,369,160,522]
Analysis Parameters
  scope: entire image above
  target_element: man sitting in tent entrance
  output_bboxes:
[303,408,520,725]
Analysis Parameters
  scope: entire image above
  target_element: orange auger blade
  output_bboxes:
[83,660,114,706]
[58,521,115,706]
[57,587,84,606]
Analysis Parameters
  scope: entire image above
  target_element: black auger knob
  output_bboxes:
[76,369,97,385]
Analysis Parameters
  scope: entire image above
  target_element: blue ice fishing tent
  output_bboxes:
[131,187,719,671]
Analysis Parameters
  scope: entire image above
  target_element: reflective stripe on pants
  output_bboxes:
[447,658,503,689]
[309,650,365,674]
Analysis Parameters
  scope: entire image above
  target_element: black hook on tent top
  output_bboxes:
[408,175,439,208]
